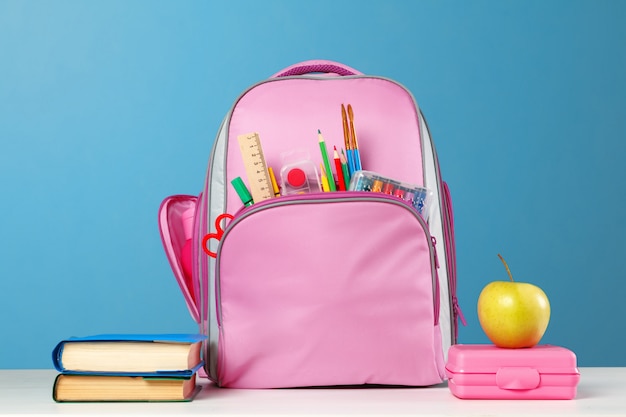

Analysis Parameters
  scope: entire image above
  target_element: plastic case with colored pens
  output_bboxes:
[349,170,433,220]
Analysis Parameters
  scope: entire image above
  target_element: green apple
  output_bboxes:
[477,254,551,348]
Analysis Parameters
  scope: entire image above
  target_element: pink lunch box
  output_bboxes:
[445,344,580,400]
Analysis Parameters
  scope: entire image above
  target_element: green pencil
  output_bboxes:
[317,130,336,191]
[340,149,351,190]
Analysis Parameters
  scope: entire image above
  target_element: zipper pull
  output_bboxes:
[453,296,467,327]
[431,236,440,269]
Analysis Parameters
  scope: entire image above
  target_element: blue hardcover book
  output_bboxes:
[52,333,206,376]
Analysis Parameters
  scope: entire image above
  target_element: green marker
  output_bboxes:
[231,177,254,207]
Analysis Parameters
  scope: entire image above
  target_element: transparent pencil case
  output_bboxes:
[349,170,433,220]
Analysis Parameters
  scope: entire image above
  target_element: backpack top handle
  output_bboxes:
[271,59,363,78]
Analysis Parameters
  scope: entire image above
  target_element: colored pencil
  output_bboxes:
[333,147,346,191]
[268,167,280,197]
[317,130,336,191]
[340,149,351,190]
[319,163,330,192]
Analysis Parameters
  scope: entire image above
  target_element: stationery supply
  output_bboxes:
[158,60,461,388]
[445,344,580,400]
[202,213,234,258]
[268,167,281,197]
[341,104,352,173]
[346,104,362,171]
[341,103,362,175]
[236,132,274,203]
[339,150,350,190]
[234,111,359,198]
[278,150,321,195]
[317,130,336,191]
[333,147,347,191]
[349,170,433,219]
[231,177,254,207]
[319,163,330,192]
[51,334,206,402]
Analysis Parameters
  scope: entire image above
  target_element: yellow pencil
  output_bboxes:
[320,163,330,192]
[268,167,280,197]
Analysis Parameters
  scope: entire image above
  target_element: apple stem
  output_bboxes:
[497,254,514,282]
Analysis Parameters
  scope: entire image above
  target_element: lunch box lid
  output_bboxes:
[446,344,580,376]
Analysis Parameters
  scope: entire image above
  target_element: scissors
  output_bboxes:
[202,213,234,258]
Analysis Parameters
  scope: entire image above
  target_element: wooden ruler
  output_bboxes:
[237,132,273,203]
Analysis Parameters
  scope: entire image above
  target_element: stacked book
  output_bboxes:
[51,333,206,402]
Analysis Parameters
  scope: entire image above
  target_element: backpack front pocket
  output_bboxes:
[214,193,445,388]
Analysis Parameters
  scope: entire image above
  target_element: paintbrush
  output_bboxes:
[341,104,355,175]
[347,104,362,171]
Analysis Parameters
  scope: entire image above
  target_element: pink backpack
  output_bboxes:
[159,60,464,388]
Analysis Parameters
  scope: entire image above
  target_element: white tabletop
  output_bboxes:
[0,368,623,416]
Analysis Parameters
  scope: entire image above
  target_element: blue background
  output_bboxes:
[1,0,625,368]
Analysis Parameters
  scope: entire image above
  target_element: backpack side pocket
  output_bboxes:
[158,194,200,323]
